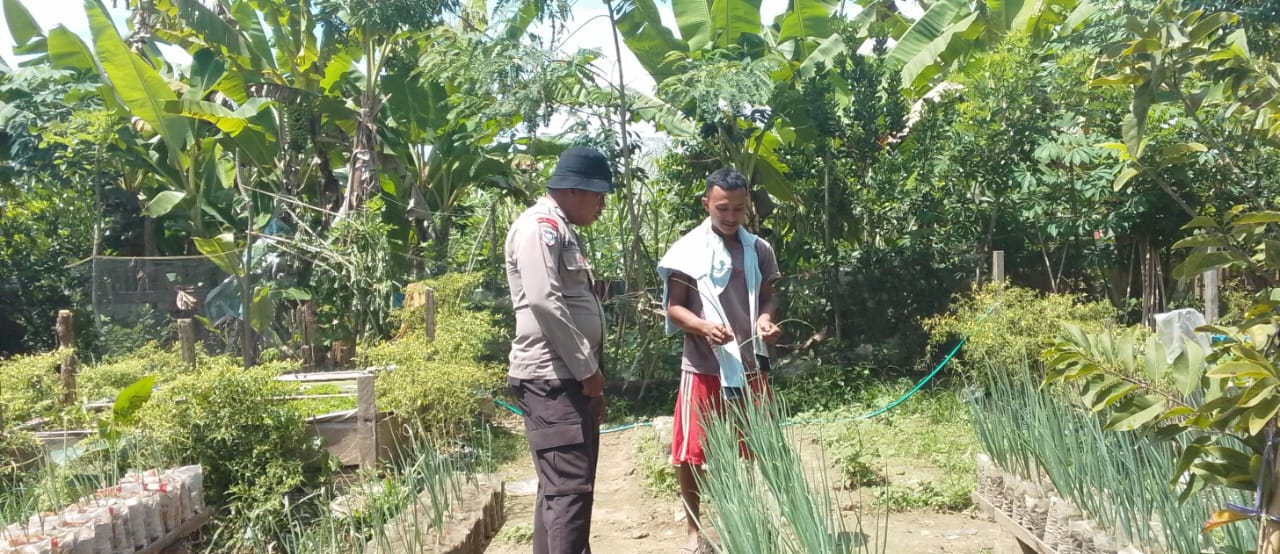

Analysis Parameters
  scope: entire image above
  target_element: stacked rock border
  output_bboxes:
[974,455,1150,554]
[365,476,505,554]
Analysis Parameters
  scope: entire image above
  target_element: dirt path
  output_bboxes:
[485,426,1018,553]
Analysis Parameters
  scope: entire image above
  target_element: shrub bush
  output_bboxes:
[128,357,328,510]
[0,351,64,427]
[366,338,503,436]
[924,283,1115,375]
[390,272,506,364]
[77,343,186,403]
[372,272,506,436]
[0,429,40,486]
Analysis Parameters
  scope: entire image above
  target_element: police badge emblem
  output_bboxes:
[542,228,558,246]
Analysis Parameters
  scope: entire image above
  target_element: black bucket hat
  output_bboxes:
[547,147,614,193]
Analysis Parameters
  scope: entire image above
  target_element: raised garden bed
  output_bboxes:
[365,476,505,554]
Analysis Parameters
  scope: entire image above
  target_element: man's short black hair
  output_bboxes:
[705,168,749,194]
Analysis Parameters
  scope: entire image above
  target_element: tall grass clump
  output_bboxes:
[696,394,881,553]
[971,359,1255,553]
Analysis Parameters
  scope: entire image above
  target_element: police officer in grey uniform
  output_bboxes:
[505,146,611,554]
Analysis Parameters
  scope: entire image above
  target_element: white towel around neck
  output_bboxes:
[657,218,765,389]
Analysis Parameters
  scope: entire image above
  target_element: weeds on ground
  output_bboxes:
[495,521,534,545]
[794,379,978,513]
[634,426,677,498]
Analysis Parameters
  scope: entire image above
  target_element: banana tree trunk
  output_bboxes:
[430,213,451,266]
[339,94,384,219]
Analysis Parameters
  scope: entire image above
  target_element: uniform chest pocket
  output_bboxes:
[560,248,592,294]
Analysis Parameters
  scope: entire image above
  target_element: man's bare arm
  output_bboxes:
[667,273,732,345]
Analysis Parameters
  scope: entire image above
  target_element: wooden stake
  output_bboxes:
[332,341,355,368]
[55,310,77,405]
[1204,266,1220,323]
[992,251,1006,285]
[301,301,318,370]
[56,309,75,350]
[356,375,377,471]
[61,357,78,406]
[177,319,197,368]
[424,287,437,341]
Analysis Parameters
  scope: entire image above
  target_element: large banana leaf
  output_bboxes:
[796,32,846,79]
[986,0,1041,34]
[230,0,276,71]
[382,65,446,141]
[165,0,259,68]
[673,0,714,51]
[3,0,41,47]
[901,12,981,91]
[186,49,226,100]
[503,0,541,41]
[777,0,834,57]
[614,0,688,83]
[47,26,96,72]
[166,97,273,136]
[887,0,969,67]
[5,0,50,64]
[709,0,763,48]
[85,0,192,164]
[627,87,697,137]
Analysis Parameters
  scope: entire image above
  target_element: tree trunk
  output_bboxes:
[823,149,841,342]
[56,310,77,405]
[431,212,451,268]
[238,154,258,368]
[1139,235,1166,327]
[338,93,384,219]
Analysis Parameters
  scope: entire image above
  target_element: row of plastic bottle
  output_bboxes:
[1,465,205,554]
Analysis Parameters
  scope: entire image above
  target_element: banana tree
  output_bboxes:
[377,10,589,266]
[26,0,282,240]
[148,0,362,220]
[611,0,854,203]
[885,0,1099,93]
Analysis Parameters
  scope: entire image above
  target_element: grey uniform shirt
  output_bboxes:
[505,197,604,381]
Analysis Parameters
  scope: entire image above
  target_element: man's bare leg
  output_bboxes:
[678,461,703,551]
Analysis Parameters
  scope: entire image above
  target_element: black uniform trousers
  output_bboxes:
[508,377,601,554]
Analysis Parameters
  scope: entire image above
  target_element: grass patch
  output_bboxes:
[793,379,978,513]
[495,521,534,545]
[633,425,677,499]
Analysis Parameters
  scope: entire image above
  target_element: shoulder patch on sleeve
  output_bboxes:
[541,227,559,246]
[536,216,560,231]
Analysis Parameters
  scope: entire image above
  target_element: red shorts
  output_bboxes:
[670,371,771,466]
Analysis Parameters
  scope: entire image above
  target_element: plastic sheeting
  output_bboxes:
[1154,308,1212,363]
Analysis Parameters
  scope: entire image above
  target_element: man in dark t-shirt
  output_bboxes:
[659,168,781,553]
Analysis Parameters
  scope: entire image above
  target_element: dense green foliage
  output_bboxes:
[926,284,1116,375]
[0,351,62,427]
[2,0,1280,548]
